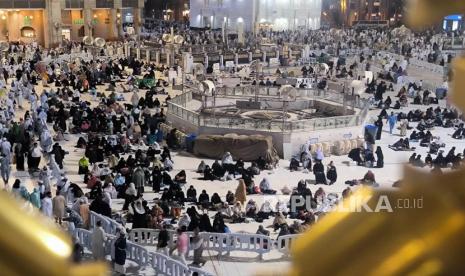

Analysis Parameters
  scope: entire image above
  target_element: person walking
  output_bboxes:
[374,116,383,140]
[132,166,145,194]
[13,143,25,171]
[400,119,408,137]
[113,228,127,275]
[157,224,170,255]
[52,191,66,225]
[191,227,206,267]
[172,227,188,265]
[41,191,53,218]
[30,187,41,209]
[91,221,107,260]
[235,179,247,205]
[29,142,42,171]
[376,146,384,168]
[0,153,11,186]
[388,112,397,135]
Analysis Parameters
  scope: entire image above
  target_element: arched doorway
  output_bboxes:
[20,26,35,38]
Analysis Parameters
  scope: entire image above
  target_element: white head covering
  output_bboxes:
[133,199,145,215]
[126,183,137,196]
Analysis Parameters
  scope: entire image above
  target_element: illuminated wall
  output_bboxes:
[190,0,322,31]
[257,0,321,30]
[189,0,254,31]
[0,10,45,45]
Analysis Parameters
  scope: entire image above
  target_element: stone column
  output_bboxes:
[113,0,123,38]
[109,9,118,39]
[83,8,93,36]
[133,8,142,35]
[82,0,96,37]
[44,0,62,48]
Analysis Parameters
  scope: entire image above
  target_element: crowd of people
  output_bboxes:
[0,21,463,274]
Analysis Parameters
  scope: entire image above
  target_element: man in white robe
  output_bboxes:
[91,221,107,260]
[41,192,53,218]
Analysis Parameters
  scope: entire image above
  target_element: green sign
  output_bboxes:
[73,18,84,25]
[73,18,99,25]
[24,17,32,26]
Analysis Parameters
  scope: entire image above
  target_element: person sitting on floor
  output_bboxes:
[413,155,425,167]
[174,170,187,184]
[245,199,258,218]
[257,201,274,221]
[452,125,465,139]
[259,177,277,195]
[361,170,377,186]
[348,147,364,166]
[198,190,210,209]
[410,131,420,141]
[289,157,300,171]
[226,191,235,205]
[203,165,216,181]
[196,161,207,173]
[210,193,223,210]
[247,162,261,176]
[390,138,410,151]
[313,160,327,184]
[186,186,197,203]
[409,153,417,164]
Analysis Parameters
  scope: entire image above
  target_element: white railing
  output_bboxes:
[128,228,194,251]
[92,212,300,260]
[75,227,92,249]
[128,228,160,246]
[201,232,231,256]
[89,211,123,234]
[276,235,300,256]
[73,228,212,276]
[227,233,272,259]
[129,229,276,260]
[126,241,151,266]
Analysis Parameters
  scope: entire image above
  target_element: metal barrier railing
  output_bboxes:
[166,84,370,133]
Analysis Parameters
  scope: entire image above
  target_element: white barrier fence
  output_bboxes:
[128,228,293,260]
[74,227,212,276]
[276,235,300,256]
[90,211,299,260]
[89,211,123,234]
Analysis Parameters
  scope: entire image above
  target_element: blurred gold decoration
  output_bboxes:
[452,58,465,112]
[406,0,465,29]
[289,1,465,275]
[0,192,107,276]
[290,168,465,275]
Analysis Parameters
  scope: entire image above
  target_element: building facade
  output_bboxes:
[0,0,144,48]
[189,0,322,32]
